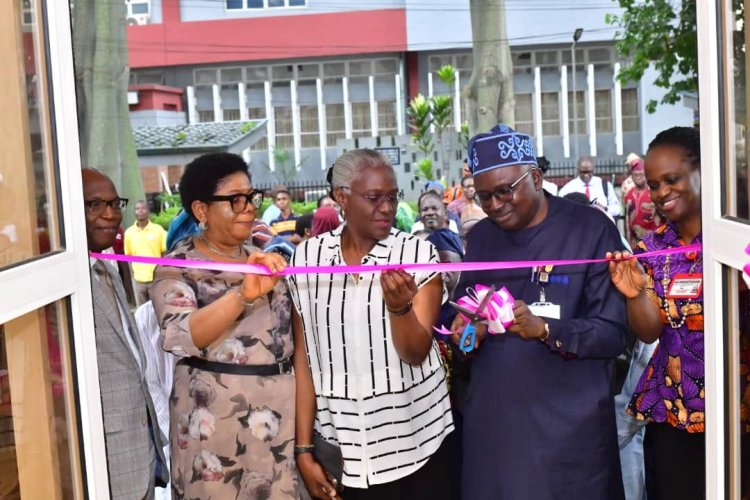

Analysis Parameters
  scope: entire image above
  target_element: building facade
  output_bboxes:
[125,0,694,184]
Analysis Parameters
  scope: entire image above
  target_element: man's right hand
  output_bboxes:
[296,453,338,499]
[450,313,488,351]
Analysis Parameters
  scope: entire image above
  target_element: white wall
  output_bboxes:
[406,0,622,51]
[638,65,695,151]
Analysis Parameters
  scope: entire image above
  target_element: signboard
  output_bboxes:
[375,147,401,166]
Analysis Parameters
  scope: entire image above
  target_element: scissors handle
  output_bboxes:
[459,324,477,353]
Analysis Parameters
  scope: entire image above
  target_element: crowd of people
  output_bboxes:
[82,123,704,500]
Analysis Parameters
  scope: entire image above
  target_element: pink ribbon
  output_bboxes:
[91,243,702,276]
[745,243,750,276]
[456,285,516,334]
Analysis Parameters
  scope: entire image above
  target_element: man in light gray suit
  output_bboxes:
[83,168,168,499]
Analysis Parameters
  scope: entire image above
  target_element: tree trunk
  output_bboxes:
[73,0,144,226]
[463,0,515,136]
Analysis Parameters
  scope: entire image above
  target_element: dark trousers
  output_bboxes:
[644,423,705,500]
[344,435,455,500]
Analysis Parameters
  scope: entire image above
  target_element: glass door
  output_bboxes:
[0,0,109,497]
[697,1,750,498]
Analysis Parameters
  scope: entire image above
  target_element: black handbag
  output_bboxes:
[313,432,344,492]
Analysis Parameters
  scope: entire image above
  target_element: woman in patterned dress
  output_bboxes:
[151,152,298,499]
[608,127,704,499]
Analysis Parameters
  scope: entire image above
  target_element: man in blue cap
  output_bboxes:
[454,124,627,499]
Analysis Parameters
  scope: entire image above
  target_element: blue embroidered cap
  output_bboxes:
[467,124,538,174]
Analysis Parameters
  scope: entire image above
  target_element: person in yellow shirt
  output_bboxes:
[124,200,167,306]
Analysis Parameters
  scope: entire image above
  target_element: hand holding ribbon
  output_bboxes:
[239,251,287,302]
[607,250,647,300]
[380,269,418,313]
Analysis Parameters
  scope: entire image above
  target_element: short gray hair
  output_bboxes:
[330,149,391,189]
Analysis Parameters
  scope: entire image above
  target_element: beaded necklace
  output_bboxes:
[660,251,702,329]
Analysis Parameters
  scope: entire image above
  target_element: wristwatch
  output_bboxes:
[539,321,550,342]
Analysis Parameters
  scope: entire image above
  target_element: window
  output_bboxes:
[274,107,293,149]
[198,110,215,123]
[541,92,560,136]
[297,64,320,80]
[514,94,533,136]
[456,54,473,73]
[323,63,345,79]
[220,68,243,84]
[300,104,320,148]
[567,90,587,135]
[587,47,612,63]
[194,69,218,86]
[429,55,452,73]
[271,65,294,81]
[326,103,346,147]
[351,102,371,139]
[224,109,240,121]
[131,70,163,85]
[621,88,639,132]
[512,51,532,75]
[378,101,397,135]
[226,0,306,9]
[535,50,559,68]
[374,59,398,75]
[248,107,268,150]
[595,89,613,133]
[349,61,371,77]
[246,66,267,83]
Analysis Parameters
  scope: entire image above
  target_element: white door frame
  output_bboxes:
[0,0,109,497]
[697,1,750,498]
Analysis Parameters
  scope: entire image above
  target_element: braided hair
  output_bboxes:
[647,126,701,170]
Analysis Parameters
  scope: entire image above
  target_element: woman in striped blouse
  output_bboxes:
[289,149,455,500]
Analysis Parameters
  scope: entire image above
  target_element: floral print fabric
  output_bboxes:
[151,237,298,499]
[627,222,704,433]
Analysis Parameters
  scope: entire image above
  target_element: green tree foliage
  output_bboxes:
[407,66,464,181]
[606,0,697,113]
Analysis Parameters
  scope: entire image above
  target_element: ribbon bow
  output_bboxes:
[433,285,516,352]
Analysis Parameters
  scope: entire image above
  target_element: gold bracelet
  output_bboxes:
[293,444,315,455]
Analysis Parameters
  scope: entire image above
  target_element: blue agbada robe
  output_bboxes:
[459,195,627,500]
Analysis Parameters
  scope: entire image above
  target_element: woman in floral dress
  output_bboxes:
[151,152,298,499]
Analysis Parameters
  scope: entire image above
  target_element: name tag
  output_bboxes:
[528,302,561,320]
[666,273,702,299]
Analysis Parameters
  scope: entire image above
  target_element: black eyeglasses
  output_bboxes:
[207,190,264,213]
[474,167,536,204]
[84,197,129,214]
[339,187,403,207]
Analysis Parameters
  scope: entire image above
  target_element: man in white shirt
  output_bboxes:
[559,156,621,219]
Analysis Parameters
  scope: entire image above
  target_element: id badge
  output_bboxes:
[666,273,703,299]
[528,302,561,320]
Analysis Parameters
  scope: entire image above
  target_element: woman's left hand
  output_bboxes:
[240,252,287,301]
[380,269,418,312]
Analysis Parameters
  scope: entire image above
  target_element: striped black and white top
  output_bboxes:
[288,225,454,488]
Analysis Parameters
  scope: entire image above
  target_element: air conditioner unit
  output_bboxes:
[126,13,149,25]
